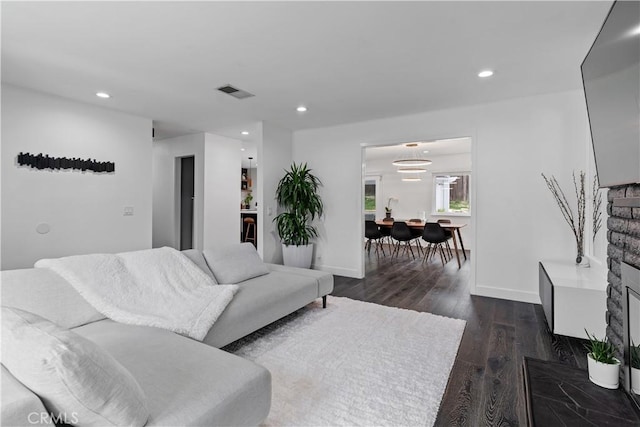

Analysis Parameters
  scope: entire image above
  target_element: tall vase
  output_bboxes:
[576,238,589,267]
[576,241,583,264]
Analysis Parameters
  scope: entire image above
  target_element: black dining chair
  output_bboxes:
[421,222,451,266]
[380,217,394,246]
[379,222,392,247]
[437,219,454,258]
[391,221,416,259]
[407,219,424,256]
[365,220,386,256]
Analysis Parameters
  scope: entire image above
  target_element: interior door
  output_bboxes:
[180,156,195,250]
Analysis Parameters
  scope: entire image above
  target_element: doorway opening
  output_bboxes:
[362,137,473,285]
[179,156,195,250]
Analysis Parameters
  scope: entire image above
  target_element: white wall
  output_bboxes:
[202,133,241,249]
[366,152,472,247]
[294,89,593,303]
[0,86,3,269]
[1,84,152,269]
[152,132,241,250]
[258,122,293,264]
[586,132,608,267]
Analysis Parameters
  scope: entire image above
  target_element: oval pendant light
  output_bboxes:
[392,143,432,167]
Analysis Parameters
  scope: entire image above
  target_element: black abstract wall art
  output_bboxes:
[17,152,115,173]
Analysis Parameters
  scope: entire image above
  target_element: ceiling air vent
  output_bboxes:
[216,84,254,100]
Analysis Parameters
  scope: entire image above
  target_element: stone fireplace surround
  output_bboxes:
[606,185,640,364]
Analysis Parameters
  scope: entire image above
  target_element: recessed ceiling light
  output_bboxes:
[96,92,111,98]
[296,106,307,113]
[241,131,249,135]
[241,148,246,151]
[478,70,494,78]
[423,150,429,154]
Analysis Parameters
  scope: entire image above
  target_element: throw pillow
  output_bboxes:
[203,243,270,283]
[181,249,218,283]
[1,307,149,427]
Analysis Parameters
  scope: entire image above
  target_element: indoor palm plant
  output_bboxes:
[274,162,323,268]
[584,329,620,389]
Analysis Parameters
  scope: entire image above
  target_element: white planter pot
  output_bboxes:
[632,367,640,394]
[282,243,314,269]
[587,354,620,389]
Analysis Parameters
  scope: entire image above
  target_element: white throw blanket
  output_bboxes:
[35,247,238,340]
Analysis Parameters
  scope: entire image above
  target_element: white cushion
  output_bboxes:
[1,307,149,427]
[1,268,105,328]
[181,249,218,283]
[74,320,272,426]
[203,243,270,284]
[1,366,54,427]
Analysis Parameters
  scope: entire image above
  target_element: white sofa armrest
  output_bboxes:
[265,263,334,297]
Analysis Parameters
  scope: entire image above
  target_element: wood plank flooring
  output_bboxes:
[331,249,589,426]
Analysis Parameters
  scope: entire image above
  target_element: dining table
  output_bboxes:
[375,219,468,268]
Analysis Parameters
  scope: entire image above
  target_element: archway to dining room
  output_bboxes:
[342,137,474,314]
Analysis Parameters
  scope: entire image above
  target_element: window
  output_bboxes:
[364,176,382,220]
[433,173,470,215]
[364,181,376,211]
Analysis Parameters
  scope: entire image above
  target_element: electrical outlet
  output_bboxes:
[123,206,134,216]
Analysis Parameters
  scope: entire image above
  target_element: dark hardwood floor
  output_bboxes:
[331,248,589,427]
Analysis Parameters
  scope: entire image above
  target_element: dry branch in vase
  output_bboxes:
[593,174,602,241]
[541,171,586,264]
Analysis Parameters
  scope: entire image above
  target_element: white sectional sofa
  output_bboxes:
[1,245,333,426]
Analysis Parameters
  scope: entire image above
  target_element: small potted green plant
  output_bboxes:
[631,342,640,394]
[584,329,620,389]
[243,192,253,210]
[384,197,396,220]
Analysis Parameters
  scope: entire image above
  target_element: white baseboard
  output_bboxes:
[312,263,363,279]
[472,285,540,304]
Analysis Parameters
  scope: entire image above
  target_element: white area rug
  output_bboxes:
[227,296,466,426]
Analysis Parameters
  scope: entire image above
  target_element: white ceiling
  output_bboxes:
[1,1,612,143]
[365,137,471,161]
[365,137,471,174]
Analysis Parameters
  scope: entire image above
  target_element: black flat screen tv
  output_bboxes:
[581,0,640,188]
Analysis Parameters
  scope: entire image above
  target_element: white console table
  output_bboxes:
[538,260,608,339]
